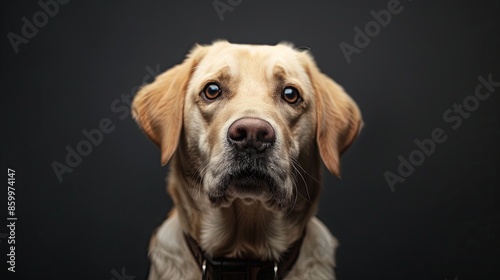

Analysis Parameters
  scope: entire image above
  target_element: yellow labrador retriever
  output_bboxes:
[132,41,362,280]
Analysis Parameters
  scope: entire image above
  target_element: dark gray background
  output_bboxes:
[1,0,499,279]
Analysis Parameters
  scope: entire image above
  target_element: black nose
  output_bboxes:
[227,118,276,152]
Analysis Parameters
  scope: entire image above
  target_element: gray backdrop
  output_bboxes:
[2,0,499,279]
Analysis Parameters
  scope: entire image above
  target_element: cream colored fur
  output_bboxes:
[132,41,362,280]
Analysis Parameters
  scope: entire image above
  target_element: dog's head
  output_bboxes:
[133,41,362,210]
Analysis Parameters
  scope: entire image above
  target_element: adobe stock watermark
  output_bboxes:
[110,267,135,280]
[6,0,70,54]
[339,0,414,64]
[213,0,243,21]
[51,64,161,183]
[385,73,500,192]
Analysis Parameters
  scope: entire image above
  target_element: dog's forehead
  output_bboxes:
[195,42,308,80]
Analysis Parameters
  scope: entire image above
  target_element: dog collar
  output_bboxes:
[183,231,305,280]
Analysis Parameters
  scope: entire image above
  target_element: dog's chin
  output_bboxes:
[208,172,288,210]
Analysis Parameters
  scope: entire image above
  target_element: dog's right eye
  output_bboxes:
[202,83,222,100]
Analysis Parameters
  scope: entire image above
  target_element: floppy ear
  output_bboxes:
[306,58,363,177]
[132,45,206,165]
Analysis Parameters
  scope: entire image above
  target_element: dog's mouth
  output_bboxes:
[208,168,281,207]
[229,169,275,193]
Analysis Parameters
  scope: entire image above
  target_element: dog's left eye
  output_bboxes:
[202,83,222,100]
[282,87,301,104]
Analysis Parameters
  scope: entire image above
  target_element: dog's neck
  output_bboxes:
[200,199,308,260]
[167,150,321,261]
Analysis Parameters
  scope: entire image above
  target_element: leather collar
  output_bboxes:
[183,231,305,280]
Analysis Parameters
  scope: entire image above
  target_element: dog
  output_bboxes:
[132,41,362,280]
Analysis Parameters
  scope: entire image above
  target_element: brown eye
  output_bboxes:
[202,83,222,100]
[282,87,300,104]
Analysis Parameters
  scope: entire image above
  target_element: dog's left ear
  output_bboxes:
[132,45,207,165]
[305,57,363,177]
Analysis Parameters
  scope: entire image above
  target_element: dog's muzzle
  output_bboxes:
[207,117,290,208]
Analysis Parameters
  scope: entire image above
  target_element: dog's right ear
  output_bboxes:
[132,45,207,165]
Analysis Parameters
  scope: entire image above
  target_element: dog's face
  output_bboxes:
[133,41,362,211]
[185,43,319,209]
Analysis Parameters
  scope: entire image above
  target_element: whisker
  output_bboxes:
[291,158,312,204]
[291,157,321,184]
[283,169,299,220]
